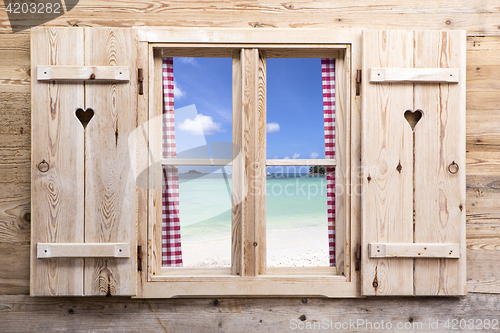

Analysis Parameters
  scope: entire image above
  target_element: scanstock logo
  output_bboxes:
[5,0,80,32]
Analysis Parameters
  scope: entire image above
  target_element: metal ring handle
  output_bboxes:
[448,161,459,174]
[37,160,49,173]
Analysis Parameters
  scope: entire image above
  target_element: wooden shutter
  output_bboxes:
[31,27,138,296]
[361,30,466,296]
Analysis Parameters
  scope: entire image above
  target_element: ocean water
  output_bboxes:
[175,173,329,267]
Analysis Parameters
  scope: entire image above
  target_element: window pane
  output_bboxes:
[266,58,325,160]
[161,56,233,268]
[163,166,232,267]
[266,166,329,267]
[166,57,233,160]
[265,58,335,268]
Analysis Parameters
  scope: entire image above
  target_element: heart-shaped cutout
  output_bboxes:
[404,109,422,131]
[75,107,94,129]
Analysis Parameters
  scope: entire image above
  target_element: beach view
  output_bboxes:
[176,170,329,268]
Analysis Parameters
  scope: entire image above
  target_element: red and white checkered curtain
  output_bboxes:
[162,57,183,267]
[322,58,336,267]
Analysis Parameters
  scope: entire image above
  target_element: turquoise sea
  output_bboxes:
[176,172,329,266]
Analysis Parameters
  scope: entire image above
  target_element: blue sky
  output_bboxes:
[171,57,325,170]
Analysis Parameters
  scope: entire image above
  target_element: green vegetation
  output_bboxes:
[309,166,326,175]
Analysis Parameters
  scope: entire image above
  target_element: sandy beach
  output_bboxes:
[182,225,329,268]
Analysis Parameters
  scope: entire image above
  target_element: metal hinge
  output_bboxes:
[137,245,143,272]
[355,244,361,271]
[356,70,362,96]
[138,68,144,95]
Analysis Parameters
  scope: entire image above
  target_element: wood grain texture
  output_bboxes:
[241,49,258,277]
[231,50,243,276]
[257,51,266,275]
[0,182,30,295]
[1,0,500,34]
[334,49,348,277]
[467,175,500,225]
[30,27,85,296]
[37,65,130,81]
[2,293,500,332]
[369,67,459,83]
[0,92,31,149]
[0,183,30,244]
[84,28,137,296]
[361,30,414,296]
[0,244,30,295]
[37,243,130,258]
[467,238,500,293]
[0,5,499,301]
[0,33,30,94]
[467,109,500,152]
[369,243,460,258]
[0,148,30,183]
[149,49,163,277]
[413,30,466,296]
[136,40,149,297]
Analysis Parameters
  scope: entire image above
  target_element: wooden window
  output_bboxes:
[31,27,466,297]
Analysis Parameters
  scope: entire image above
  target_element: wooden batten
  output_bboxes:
[37,66,130,81]
[37,243,130,258]
[368,243,460,258]
[162,158,232,166]
[369,68,459,83]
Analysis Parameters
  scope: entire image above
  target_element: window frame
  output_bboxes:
[136,28,362,298]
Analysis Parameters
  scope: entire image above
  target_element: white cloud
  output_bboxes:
[310,152,319,159]
[174,81,185,98]
[273,155,279,159]
[292,153,300,159]
[267,122,280,133]
[178,57,200,66]
[284,156,290,159]
[178,114,224,135]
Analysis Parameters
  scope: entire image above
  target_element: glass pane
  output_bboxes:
[266,166,329,267]
[163,166,232,267]
[266,58,325,160]
[265,58,335,268]
[161,56,233,268]
[167,57,233,160]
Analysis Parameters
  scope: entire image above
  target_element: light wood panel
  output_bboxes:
[231,50,243,276]
[2,19,499,301]
[4,293,500,332]
[413,31,466,296]
[136,40,149,296]
[30,27,85,296]
[162,158,232,166]
[2,1,500,34]
[84,28,137,296]
[0,92,31,151]
[241,49,258,277]
[335,48,350,278]
[256,51,266,275]
[369,68,459,83]
[369,243,460,258]
[37,243,130,258]
[149,49,163,278]
[37,65,130,81]
[361,30,414,296]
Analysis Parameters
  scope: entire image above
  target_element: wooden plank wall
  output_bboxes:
[1,0,500,330]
